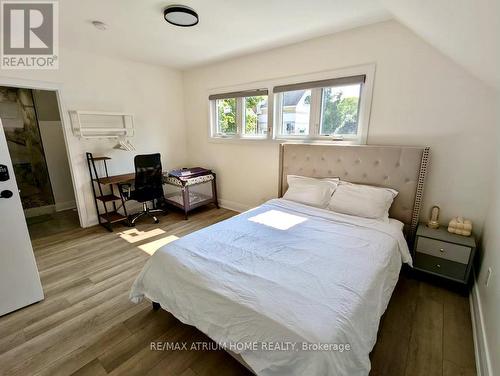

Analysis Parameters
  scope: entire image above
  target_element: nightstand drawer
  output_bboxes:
[414,252,467,281]
[416,236,471,264]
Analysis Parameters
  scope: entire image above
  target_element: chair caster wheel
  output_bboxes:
[154,219,159,224]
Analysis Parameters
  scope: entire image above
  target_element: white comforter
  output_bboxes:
[130,199,411,376]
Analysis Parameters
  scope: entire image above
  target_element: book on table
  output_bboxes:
[168,167,212,180]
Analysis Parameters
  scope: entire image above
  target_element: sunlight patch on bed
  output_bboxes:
[138,235,179,255]
[119,228,166,243]
[248,210,307,230]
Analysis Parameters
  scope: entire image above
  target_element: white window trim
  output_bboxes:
[209,94,270,140]
[207,64,375,144]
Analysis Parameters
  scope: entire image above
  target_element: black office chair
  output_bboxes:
[125,153,166,224]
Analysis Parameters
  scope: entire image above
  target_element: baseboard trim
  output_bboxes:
[85,218,99,228]
[83,199,251,226]
[24,205,55,218]
[469,267,492,376]
[218,198,251,213]
[55,200,76,212]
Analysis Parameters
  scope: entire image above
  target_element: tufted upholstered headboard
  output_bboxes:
[278,143,430,239]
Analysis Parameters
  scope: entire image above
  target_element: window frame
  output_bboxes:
[275,88,315,138]
[210,91,270,140]
[208,64,374,144]
[242,95,270,138]
[214,97,239,137]
[318,84,362,138]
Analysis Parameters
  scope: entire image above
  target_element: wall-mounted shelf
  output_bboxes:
[69,110,135,139]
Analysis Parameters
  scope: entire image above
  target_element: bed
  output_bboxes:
[130,144,430,375]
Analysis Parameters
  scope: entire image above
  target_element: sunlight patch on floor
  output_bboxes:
[119,228,166,243]
[138,235,179,255]
[248,210,307,230]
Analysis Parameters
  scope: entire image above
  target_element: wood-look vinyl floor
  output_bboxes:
[1,206,476,376]
[27,209,81,240]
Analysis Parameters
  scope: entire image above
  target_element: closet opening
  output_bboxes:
[0,86,80,240]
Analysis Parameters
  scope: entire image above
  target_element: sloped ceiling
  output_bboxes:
[382,0,500,91]
[59,1,499,91]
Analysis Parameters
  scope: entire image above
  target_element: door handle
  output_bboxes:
[0,190,13,198]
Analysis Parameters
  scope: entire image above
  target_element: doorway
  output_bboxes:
[0,86,80,239]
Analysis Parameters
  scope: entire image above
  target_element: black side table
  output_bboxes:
[413,223,476,285]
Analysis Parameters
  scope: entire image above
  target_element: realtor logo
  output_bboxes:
[1,0,58,69]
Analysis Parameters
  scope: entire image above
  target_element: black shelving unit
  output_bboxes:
[86,152,130,231]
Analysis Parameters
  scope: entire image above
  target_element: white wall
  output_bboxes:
[474,93,499,376]
[0,47,187,226]
[33,87,75,211]
[38,120,76,211]
[183,20,497,231]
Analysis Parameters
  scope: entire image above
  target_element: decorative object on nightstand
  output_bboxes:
[448,216,473,236]
[413,223,476,284]
[426,205,440,229]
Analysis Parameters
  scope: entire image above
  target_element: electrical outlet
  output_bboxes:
[485,267,492,287]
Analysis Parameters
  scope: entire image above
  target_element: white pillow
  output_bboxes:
[328,181,398,220]
[283,175,339,208]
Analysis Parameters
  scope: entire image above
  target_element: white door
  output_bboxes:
[0,118,44,316]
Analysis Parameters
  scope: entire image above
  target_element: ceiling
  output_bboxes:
[381,0,500,91]
[60,0,391,69]
[61,0,499,91]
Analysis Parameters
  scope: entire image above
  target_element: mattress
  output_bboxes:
[130,198,411,375]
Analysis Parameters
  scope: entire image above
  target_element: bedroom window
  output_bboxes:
[319,83,362,137]
[279,89,311,136]
[273,74,367,143]
[243,95,268,136]
[215,98,237,135]
[208,65,374,144]
[209,89,269,139]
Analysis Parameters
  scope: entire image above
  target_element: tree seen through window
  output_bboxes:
[321,85,360,135]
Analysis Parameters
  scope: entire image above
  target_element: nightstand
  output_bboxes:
[413,223,476,284]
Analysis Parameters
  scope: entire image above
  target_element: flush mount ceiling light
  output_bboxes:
[164,5,199,27]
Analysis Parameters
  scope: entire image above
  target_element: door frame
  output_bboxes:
[0,76,87,227]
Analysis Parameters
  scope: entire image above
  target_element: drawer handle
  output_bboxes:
[439,248,445,253]
[436,264,441,268]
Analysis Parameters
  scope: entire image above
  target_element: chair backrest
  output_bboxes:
[134,153,163,201]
